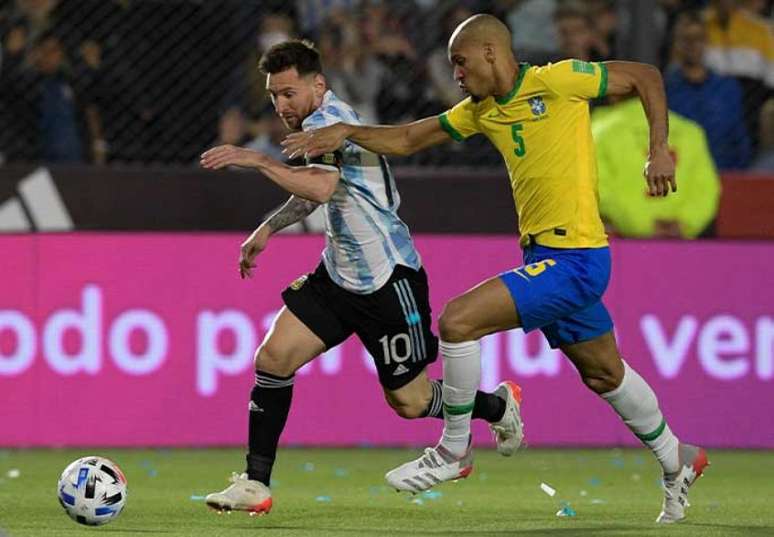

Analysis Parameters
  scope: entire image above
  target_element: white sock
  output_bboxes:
[601,360,680,474]
[439,339,481,457]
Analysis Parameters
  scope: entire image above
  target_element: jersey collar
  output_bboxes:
[495,62,530,105]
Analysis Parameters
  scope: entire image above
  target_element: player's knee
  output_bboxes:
[385,392,427,419]
[389,400,426,419]
[582,365,623,394]
[439,300,475,342]
[255,342,295,377]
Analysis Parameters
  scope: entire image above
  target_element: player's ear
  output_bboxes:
[483,44,495,64]
[313,73,326,99]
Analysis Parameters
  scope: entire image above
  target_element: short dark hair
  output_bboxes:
[258,39,322,76]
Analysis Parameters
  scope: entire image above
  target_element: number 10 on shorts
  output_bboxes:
[379,333,412,365]
[513,258,556,280]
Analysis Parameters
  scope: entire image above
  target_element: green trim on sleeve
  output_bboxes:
[496,62,530,105]
[598,63,609,98]
[439,112,465,142]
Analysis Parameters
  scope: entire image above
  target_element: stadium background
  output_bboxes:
[1,2,774,535]
[0,0,773,450]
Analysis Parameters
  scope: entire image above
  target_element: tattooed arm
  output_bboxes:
[238,196,320,279]
[264,195,320,233]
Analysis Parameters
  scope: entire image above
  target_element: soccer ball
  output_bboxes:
[57,456,128,526]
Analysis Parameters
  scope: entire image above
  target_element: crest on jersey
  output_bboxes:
[289,275,308,291]
[529,97,546,116]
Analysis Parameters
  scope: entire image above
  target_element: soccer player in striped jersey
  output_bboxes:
[199,40,523,516]
[283,15,708,524]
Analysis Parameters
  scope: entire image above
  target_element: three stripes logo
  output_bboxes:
[0,167,74,231]
[392,279,427,363]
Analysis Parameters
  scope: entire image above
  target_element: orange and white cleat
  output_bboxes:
[205,473,272,516]
[656,444,709,524]
[490,381,524,456]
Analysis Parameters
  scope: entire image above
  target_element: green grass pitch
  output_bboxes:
[1,448,772,536]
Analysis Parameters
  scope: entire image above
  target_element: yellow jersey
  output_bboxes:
[439,59,609,248]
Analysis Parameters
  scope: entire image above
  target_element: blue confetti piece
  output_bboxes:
[611,458,625,469]
[334,468,349,478]
[421,490,442,500]
[190,495,205,501]
[556,502,577,517]
[589,477,602,486]
[147,469,158,478]
[315,495,332,502]
[303,462,315,472]
[633,455,645,466]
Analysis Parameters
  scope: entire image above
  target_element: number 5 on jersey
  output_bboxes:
[512,123,526,157]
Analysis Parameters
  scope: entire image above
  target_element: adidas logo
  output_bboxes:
[393,364,409,376]
[0,167,73,231]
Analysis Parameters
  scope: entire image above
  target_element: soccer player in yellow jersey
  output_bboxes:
[283,14,707,523]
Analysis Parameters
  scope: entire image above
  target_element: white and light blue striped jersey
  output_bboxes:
[302,90,421,294]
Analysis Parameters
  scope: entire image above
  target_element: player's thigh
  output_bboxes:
[383,368,433,419]
[260,265,353,376]
[439,275,523,342]
[256,307,327,376]
[351,265,439,391]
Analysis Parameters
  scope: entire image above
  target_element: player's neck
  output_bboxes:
[492,62,521,102]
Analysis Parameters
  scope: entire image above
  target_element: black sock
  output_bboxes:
[245,370,294,487]
[423,379,506,423]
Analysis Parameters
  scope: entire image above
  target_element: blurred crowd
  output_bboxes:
[0,0,772,171]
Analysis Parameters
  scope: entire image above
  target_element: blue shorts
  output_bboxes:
[499,245,614,348]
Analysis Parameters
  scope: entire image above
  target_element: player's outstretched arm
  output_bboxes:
[604,61,676,197]
[281,116,451,159]
[200,144,339,203]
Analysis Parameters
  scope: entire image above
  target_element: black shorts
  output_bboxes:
[282,262,438,390]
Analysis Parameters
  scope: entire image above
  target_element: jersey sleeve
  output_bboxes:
[305,149,343,172]
[533,59,609,101]
[302,106,348,171]
[438,97,480,141]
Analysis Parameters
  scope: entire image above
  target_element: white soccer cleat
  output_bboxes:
[205,472,273,516]
[385,444,473,493]
[656,444,709,524]
[490,381,524,456]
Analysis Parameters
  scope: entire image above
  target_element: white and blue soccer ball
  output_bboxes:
[57,456,128,526]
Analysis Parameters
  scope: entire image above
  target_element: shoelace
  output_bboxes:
[419,448,442,469]
[229,472,246,484]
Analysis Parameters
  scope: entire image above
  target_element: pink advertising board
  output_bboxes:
[1,234,772,447]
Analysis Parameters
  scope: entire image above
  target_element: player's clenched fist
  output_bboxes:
[643,147,677,197]
[201,145,266,170]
